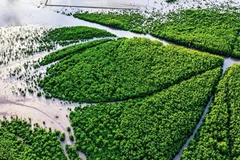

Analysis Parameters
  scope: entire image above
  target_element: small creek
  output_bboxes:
[173,97,213,160]
[1,0,240,160]
[173,57,240,159]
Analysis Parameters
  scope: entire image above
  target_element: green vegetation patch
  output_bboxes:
[182,64,240,159]
[151,9,240,57]
[0,119,67,160]
[74,12,147,34]
[0,127,34,160]
[70,67,222,160]
[233,36,240,57]
[40,38,223,103]
[38,26,115,52]
[40,38,113,65]
[73,10,240,58]
[66,145,82,160]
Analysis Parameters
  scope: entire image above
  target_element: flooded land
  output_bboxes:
[1,0,240,159]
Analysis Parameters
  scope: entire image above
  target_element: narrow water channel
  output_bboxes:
[173,97,213,160]
[173,57,240,159]
[1,1,240,160]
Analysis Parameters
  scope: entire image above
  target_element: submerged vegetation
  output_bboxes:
[0,25,115,67]
[39,38,223,103]
[0,26,48,66]
[70,68,222,160]
[182,64,240,159]
[4,2,240,159]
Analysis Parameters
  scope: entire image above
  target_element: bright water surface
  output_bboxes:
[1,0,240,160]
[48,0,150,9]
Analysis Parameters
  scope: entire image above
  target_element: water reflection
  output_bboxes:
[1,0,21,26]
[48,0,149,8]
[3,14,21,26]
[223,57,240,72]
[0,0,85,27]
[1,1,240,159]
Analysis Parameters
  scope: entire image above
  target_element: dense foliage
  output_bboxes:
[233,36,240,57]
[74,12,146,34]
[66,145,82,160]
[40,38,223,103]
[0,127,34,160]
[73,9,240,57]
[0,119,67,160]
[70,67,222,160]
[38,26,115,51]
[151,9,240,57]
[182,64,240,159]
[40,39,113,65]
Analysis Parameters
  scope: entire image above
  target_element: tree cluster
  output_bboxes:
[0,119,67,160]
[70,67,222,160]
[74,11,147,34]
[40,38,223,103]
[66,145,82,160]
[74,9,240,58]
[182,64,240,159]
[38,26,115,52]
[150,9,240,57]
[40,38,112,65]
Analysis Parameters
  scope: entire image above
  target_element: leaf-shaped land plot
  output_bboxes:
[182,64,240,160]
[70,67,222,160]
[40,38,113,65]
[39,37,223,103]
[40,26,116,48]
